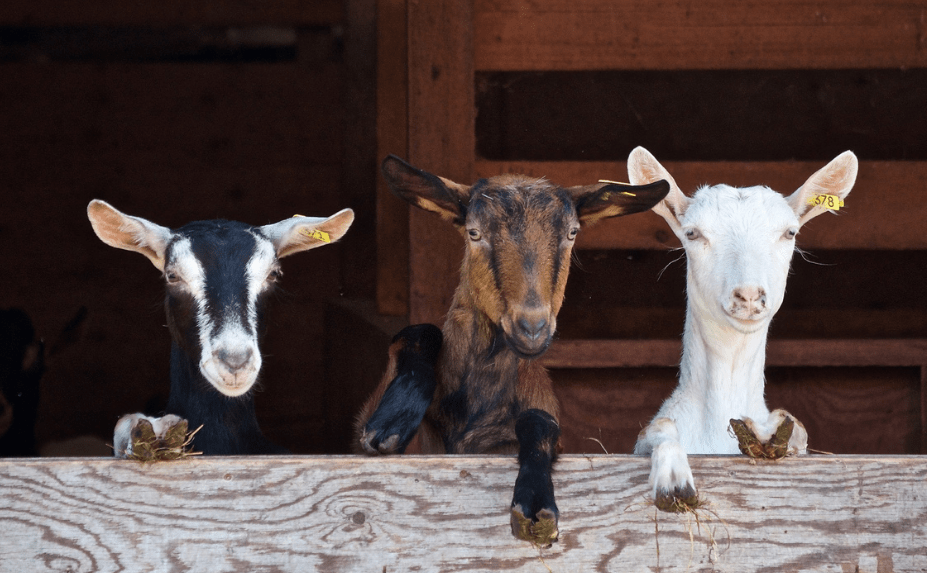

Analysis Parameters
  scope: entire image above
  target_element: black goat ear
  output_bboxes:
[570,180,671,225]
[87,200,173,271]
[381,155,471,225]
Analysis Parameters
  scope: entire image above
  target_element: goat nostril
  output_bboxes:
[517,317,547,340]
[217,348,253,371]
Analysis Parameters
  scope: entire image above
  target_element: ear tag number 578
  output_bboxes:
[807,194,844,211]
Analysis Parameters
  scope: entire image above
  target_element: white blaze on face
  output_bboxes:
[170,236,274,397]
[679,185,799,334]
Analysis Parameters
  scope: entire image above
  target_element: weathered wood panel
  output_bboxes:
[0,0,342,26]
[477,160,927,250]
[1,456,925,572]
[406,0,475,324]
[475,0,927,71]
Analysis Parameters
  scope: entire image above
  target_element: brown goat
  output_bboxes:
[356,155,669,545]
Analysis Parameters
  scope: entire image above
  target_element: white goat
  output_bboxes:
[628,146,858,509]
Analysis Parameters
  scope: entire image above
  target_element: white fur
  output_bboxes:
[629,147,857,504]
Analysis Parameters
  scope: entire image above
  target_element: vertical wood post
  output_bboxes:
[405,0,475,324]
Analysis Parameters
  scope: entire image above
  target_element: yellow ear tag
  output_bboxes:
[806,194,844,211]
[597,180,636,196]
[292,214,331,243]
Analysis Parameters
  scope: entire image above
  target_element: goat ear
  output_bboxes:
[787,151,858,227]
[260,208,355,259]
[571,180,670,225]
[627,146,689,233]
[87,200,173,271]
[381,155,470,225]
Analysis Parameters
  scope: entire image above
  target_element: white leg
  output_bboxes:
[635,418,698,510]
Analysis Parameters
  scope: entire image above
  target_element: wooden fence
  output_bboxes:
[2,455,926,572]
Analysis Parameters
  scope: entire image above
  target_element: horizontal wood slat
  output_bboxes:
[541,338,927,369]
[476,160,927,250]
[2,455,926,571]
[0,0,342,26]
[474,0,927,70]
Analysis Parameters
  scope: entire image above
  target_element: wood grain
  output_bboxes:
[476,160,927,250]
[406,0,475,325]
[474,0,927,71]
[1,456,925,572]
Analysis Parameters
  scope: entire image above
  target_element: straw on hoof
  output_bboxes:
[730,416,794,460]
[511,505,559,547]
[126,418,201,462]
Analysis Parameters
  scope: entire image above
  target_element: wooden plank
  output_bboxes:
[474,0,927,71]
[541,339,927,369]
[407,0,475,325]
[477,160,927,250]
[376,0,411,316]
[2,456,926,571]
[0,0,342,26]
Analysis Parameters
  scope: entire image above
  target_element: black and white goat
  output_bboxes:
[88,200,354,456]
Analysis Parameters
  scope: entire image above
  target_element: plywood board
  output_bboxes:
[2,456,926,572]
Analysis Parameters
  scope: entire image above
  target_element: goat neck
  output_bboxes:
[677,298,770,453]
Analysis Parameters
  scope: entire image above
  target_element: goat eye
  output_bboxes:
[685,228,701,241]
[567,227,579,241]
[268,268,282,282]
[468,228,482,241]
[783,228,798,240]
[165,271,181,284]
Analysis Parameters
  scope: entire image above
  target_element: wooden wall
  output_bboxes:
[375,0,927,457]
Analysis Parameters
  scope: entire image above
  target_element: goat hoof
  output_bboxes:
[510,505,559,546]
[359,428,402,456]
[127,417,193,462]
[730,417,794,460]
[654,484,700,513]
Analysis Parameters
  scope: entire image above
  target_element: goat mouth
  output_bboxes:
[199,361,259,397]
[503,333,553,359]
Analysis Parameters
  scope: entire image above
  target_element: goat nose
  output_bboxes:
[517,316,548,341]
[216,348,253,372]
[733,286,766,306]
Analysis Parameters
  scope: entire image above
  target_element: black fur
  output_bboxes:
[362,324,442,454]
[162,220,284,455]
[511,409,560,523]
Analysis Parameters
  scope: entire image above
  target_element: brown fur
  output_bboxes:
[356,158,669,456]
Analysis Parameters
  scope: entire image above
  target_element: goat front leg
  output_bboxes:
[634,418,699,512]
[510,409,560,546]
[355,324,442,455]
[732,408,808,459]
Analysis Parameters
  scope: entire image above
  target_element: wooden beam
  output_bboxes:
[406,0,475,324]
[376,0,411,316]
[474,0,927,71]
[2,456,925,570]
[477,160,927,250]
[0,0,343,26]
[541,338,927,369]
